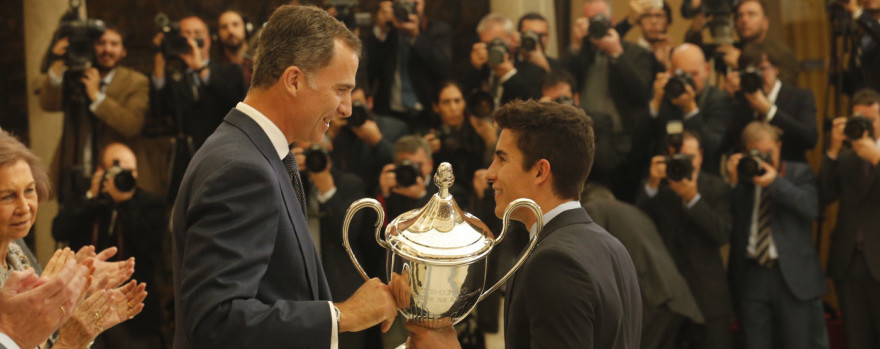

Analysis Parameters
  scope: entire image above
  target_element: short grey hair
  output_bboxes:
[476,13,514,35]
[393,135,431,159]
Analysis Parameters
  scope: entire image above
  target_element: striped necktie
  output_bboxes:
[755,188,774,267]
[282,152,308,217]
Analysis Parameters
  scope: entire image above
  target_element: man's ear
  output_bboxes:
[282,66,304,97]
[534,159,552,185]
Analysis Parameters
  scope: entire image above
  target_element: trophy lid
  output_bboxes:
[385,163,495,265]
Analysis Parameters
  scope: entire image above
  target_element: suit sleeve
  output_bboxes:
[93,71,150,138]
[178,162,331,348]
[767,165,819,221]
[685,178,732,247]
[818,154,841,206]
[770,89,818,152]
[523,249,595,349]
[38,75,63,112]
[609,44,652,105]
[412,22,452,81]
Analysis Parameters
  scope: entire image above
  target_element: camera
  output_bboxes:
[327,0,371,30]
[348,101,370,127]
[56,0,106,72]
[664,69,696,100]
[487,38,510,66]
[665,154,695,181]
[588,13,612,40]
[393,159,422,187]
[844,114,875,141]
[737,149,771,183]
[392,0,417,23]
[155,13,205,58]
[520,30,541,51]
[103,160,136,193]
[304,145,330,173]
[467,90,496,119]
[554,95,576,106]
[739,66,764,94]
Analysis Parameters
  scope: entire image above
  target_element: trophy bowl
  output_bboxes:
[343,162,543,330]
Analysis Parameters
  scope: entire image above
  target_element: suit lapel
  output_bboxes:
[225,110,322,299]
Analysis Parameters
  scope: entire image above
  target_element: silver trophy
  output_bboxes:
[342,162,543,344]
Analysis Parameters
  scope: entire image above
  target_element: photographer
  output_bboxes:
[365,0,452,128]
[217,10,254,86]
[515,13,559,72]
[634,1,675,74]
[462,13,545,106]
[38,25,156,199]
[51,143,166,349]
[151,15,247,150]
[726,121,827,348]
[723,42,818,163]
[819,88,880,348]
[650,43,736,175]
[636,130,733,349]
[843,0,880,93]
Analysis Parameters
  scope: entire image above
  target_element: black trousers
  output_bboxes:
[836,250,880,349]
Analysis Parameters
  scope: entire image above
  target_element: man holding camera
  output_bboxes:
[843,0,880,93]
[516,13,559,72]
[820,88,880,349]
[636,130,733,349]
[366,0,451,128]
[217,10,253,86]
[38,26,155,200]
[723,42,818,163]
[726,121,827,348]
[52,143,166,349]
[650,44,736,176]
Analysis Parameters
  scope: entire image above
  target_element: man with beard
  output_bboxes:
[217,10,254,86]
[38,26,163,200]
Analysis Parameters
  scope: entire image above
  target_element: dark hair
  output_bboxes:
[433,80,464,105]
[852,88,880,107]
[735,0,768,17]
[541,69,575,90]
[517,13,546,32]
[251,5,361,88]
[739,42,781,68]
[0,131,51,201]
[101,25,128,47]
[494,100,594,200]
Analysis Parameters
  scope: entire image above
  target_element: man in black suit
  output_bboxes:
[170,6,397,348]
[516,13,561,72]
[365,0,451,129]
[636,130,733,349]
[407,100,642,348]
[650,43,737,176]
[722,42,818,162]
[819,88,880,349]
[726,121,828,348]
[565,0,654,201]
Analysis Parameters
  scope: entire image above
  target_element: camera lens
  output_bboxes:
[521,31,539,51]
[737,150,768,183]
[467,90,496,119]
[394,160,420,187]
[487,39,508,66]
[304,145,329,173]
[845,116,873,141]
[665,154,694,181]
[588,14,611,40]
[348,102,369,127]
[740,68,763,94]
[113,171,136,192]
[664,78,686,99]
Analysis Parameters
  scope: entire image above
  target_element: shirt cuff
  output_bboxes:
[315,186,337,204]
[200,69,211,85]
[373,26,389,42]
[644,183,659,198]
[765,105,778,122]
[649,104,659,118]
[499,68,518,84]
[48,67,64,87]
[0,333,21,349]
[685,193,702,209]
[152,76,166,90]
[684,108,700,120]
[89,91,106,112]
[854,8,864,20]
[328,302,339,349]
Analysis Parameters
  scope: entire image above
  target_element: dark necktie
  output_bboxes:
[755,188,774,267]
[282,152,308,217]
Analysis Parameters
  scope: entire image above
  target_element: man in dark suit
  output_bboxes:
[407,100,642,348]
[365,0,451,129]
[726,121,828,348]
[565,0,654,202]
[722,42,818,162]
[636,130,733,349]
[170,6,397,348]
[819,88,880,349]
[516,13,562,72]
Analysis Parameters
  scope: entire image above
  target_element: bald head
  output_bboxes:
[180,16,211,57]
[670,44,709,93]
[102,143,138,177]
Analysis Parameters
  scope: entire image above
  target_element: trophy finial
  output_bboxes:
[434,162,454,198]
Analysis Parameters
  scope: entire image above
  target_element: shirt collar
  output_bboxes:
[528,200,582,238]
[235,102,289,160]
[102,68,117,86]
[767,80,782,104]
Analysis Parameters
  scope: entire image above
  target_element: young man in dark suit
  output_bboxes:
[407,100,642,348]
[727,121,828,348]
[820,88,880,349]
[170,6,397,348]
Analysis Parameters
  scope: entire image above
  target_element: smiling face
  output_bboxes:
[0,160,38,245]
[94,29,126,72]
[486,129,538,220]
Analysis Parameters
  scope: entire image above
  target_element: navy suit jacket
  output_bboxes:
[728,161,827,305]
[504,207,642,349]
[171,109,333,348]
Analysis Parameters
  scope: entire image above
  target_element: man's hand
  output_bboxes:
[470,42,488,69]
[852,131,880,165]
[80,68,101,102]
[716,45,741,70]
[590,28,624,57]
[521,44,551,72]
[722,70,741,96]
[180,38,205,73]
[827,117,847,159]
[405,321,461,349]
[571,17,589,51]
[351,120,384,146]
[379,163,398,198]
[397,13,421,38]
[627,0,648,24]
[392,175,427,199]
[50,37,70,77]
[87,168,105,200]
[651,34,673,70]
[469,116,498,147]
[726,153,744,185]
[309,162,336,196]
[102,174,135,204]
[648,155,667,190]
[651,72,670,112]
[375,1,396,34]
[335,278,397,333]
[744,89,773,116]
[668,177,699,201]
[752,161,778,188]
[473,169,489,199]
[423,131,442,154]
[492,50,515,80]
[670,84,699,114]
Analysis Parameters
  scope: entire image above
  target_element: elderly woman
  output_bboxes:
[0,130,146,349]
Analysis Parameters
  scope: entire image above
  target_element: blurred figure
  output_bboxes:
[715,0,798,85]
[216,10,254,85]
[634,1,675,74]
[515,13,559,72]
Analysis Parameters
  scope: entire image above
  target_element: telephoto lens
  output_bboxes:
[304,145,329,173]
[844,114,874,141]
[520,30,540,51]
[739,66,764,94]
[393,159,421,187]
[737,149,770,183]
[664,70,695,100]
[665,154,695,181]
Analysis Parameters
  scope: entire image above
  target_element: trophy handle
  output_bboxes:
[477,198,543,303]
[342,198,388,281]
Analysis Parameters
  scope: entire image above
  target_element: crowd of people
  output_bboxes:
[3,0,879,348]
